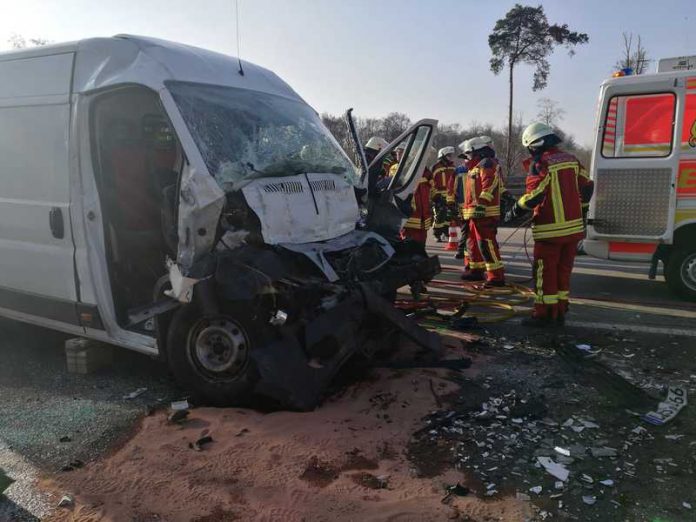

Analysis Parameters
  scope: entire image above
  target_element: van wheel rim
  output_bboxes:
[682,253,696,292]
[190,318,249,376]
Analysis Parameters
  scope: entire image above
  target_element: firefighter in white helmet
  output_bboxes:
[505,122,594,326]
[431,146,456,241]
[457,136,505,286]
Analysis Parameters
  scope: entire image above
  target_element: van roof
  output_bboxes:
[0,35,305,103]
[601,67,696,88]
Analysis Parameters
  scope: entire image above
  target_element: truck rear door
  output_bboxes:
[588,77,684,244]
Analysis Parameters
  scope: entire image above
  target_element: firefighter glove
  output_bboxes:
[472,205,486,219]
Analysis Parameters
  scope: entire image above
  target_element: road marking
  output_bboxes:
[564,320,696,338]
[570,297,696,319]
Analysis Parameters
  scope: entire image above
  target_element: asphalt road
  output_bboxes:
[428,226,696,336]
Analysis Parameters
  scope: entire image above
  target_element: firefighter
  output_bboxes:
[452,148,469,260]
[505,122,594,326]
[402,146,437,244]
[458,136,505,286]
[364,136,388,164]
[431,147,456,241]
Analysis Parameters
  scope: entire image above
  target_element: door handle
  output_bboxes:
[49,207,65,239]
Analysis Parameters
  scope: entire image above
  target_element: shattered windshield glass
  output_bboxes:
[168,82,357,190]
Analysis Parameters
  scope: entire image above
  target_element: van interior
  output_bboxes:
[90,86,183,329]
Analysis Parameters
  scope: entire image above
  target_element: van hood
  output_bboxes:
[241,173,360,245]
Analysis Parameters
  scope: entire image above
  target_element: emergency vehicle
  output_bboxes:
[585,56,696,301]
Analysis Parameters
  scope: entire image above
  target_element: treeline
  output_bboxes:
[321,112,591,184]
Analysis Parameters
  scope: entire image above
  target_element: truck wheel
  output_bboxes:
[166,304,264,406]
[665,247,696,301]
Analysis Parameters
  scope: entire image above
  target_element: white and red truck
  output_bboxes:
[585,55,696,300]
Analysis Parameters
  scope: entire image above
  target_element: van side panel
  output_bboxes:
[0,53,79,306]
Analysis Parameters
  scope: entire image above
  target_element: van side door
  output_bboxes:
[0,52,80,326]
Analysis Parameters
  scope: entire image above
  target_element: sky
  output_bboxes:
[1,0,694,147]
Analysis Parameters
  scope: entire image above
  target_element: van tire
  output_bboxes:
[166,304,264,406]
[665,247,696,301]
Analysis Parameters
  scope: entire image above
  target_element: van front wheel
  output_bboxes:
[166,305,263,406]
[665,247,696,302]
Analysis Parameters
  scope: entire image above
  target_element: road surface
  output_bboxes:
[427,226,696,336]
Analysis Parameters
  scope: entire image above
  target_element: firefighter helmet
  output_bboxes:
[458,139,472,155]
[438,146,455,158]
[466,136,493,153]
[522,122,557,148]
[366,136,388,150]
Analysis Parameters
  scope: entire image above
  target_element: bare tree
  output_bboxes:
[615,32,649,74]
[8,34,50,49]
[536,97,566,127]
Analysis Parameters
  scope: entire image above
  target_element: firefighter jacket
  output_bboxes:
[461,157,503,219]
[519,147,594,241]
[404,168,433,230]
[431,159,455,200]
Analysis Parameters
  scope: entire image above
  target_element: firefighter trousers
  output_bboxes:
[432,196,449,239]
[464,218,504,282]
[532,236,580,319]
[402,227,427,244]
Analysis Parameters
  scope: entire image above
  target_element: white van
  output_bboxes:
[0,35,440,409]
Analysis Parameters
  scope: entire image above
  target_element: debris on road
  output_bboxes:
[170,400,189,411]
[189,435,213,451]
[122,387,147,400]
[642,385,687,426]
[57,494,74,508]
[537,456,569,481]
[167,409,190,424]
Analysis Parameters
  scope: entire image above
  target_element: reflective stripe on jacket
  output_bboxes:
[519,148,594,240]
[431,159,454,198]
[404,168,433,230]
[462,157,502,219]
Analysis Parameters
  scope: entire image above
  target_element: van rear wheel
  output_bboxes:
[166,304,263,406]
[665,247,696,302]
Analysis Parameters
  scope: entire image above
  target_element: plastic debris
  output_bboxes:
[554,446,570,457]
[58,495,74,508]
[516,492,531,501]
[529,485,542,494]
[171,400,190,411]
[643,386,687,426]
[600,479,615,487]
[576,344,592,351]
[554,481,564,490]
[537,456,569,481]
[122,387,147,400]
[168,409,190,424]
[684,502,692,510]
[581,473,594,484]
[582,495,597,505]
[665,434,685,441]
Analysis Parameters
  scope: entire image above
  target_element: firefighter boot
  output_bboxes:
[521,315,553,328]
[460,270,484,281]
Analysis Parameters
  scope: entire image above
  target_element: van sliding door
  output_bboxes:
[0,52,80,327]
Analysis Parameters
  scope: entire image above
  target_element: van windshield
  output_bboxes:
[167,82,357,190]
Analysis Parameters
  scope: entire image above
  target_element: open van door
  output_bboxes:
[364,119,437,236]
[587,78,684,244]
